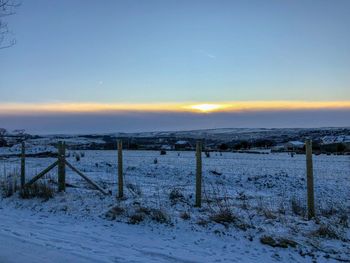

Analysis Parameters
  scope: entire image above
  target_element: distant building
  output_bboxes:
[284,141,304,151]
[160,144,172,150]
[320,135,350,152]
[174,140,192,150]
[271,145,285,152]
[321,135,350,145]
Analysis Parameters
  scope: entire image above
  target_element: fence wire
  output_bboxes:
[0,149,349,218]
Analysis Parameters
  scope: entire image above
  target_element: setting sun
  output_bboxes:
[189,104,225,112]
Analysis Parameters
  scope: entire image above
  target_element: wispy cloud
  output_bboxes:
[196,49,217,59]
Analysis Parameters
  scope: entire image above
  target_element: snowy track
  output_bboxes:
[0,207,303,263]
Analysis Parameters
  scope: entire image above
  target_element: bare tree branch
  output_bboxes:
[0,0,20,49]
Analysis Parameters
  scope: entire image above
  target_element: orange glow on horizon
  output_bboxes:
[0,101,349,115]
[187,104,229,112]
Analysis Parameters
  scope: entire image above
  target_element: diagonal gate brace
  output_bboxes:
[24,161,59,187]
[65,160,109,195]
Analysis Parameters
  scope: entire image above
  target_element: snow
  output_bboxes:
[175,140,189,145]
[0,206,301,263]
[1,150,349,262]
[322,135,350,144]
[286,141,305,147]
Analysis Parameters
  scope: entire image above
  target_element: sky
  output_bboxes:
[0,0,349,134]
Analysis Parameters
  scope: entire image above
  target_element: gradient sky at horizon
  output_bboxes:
[0,0,349,133]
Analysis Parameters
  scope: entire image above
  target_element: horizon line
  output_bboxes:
[1,100,350,115]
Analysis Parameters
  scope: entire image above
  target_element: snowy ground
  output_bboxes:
[0,150,349,262]
[0,206,301,263]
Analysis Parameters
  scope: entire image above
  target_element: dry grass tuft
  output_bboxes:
[180,211,191,220]
[291,197,306,217]
[312,224,340,239]
[105,206,125,220]
[150,208,170,224]
[169,188,184,204]
[210,209,236,225]
[196,218,209,227]
[20,181,54,201]
[260,235,297,248]
[128,213,145,224]
[0,173,19,198]
[339,213,349,228]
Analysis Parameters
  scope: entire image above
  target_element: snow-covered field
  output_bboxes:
[0,150,349,262]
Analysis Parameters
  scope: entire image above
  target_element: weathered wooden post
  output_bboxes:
[117,140,123,198]
[195,141,202,207]
[21,141,25,188]
[58,141,66,192]
[306,139,315,219]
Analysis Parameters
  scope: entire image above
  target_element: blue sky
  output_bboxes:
[0,0,349,133]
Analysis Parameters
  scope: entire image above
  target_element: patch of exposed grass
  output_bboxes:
[210,209,236,225]
[339,213,349,228]
[260,235,297,248]
[319,207,338,218]
[196,218,209,227]
[128,213,145,224]
[291,197,306,217]
[105,206,125,220]
[150,208,170,224]
[0,174,18,198]
[20,181,54,201]
[169,188,184,204]
[180,211,191,220]
[312,224,340,239]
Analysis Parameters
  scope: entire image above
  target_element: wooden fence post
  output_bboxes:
[21,141,25,188]
[306,139,315,219]
[195,141,202,207]
[58,141,66,192]
[117,140,123,198]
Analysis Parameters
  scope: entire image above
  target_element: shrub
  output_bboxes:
[169,188,184,204]
[180,211,191,220]
[0,173,19,198]
[127,206,170,224]
[151,208,170,224]
[291,197,305,216]
[128,213,145,224]
[209,206,250,230]
[210,209,236,225]
[339,213,349,228]
[20,181,54,201]
[319,207,337,218]
[196,218,209,227]
[105,206,125,220]
[260,235,297,248]
[313,224,340,239]
[136,206,152,215]
[218,143,229,151]
[260,235,276,247]
[263,208,277,220]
